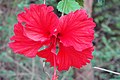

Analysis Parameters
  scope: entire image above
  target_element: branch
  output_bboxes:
[94,67,120,75]
[43,61,50,80]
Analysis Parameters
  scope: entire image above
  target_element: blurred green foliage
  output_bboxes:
[92,0,120,80]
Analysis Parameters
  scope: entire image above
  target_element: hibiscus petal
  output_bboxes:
[9,23,42,58]
[57,43,94,71]
[37,37,57,66]
[17,4,58,42]
[37,46,56,66]
[57,9,96,51]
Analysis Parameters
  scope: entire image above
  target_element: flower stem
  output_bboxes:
[52,56,58,80]
[61,0,67,16]
[43,0,46,4]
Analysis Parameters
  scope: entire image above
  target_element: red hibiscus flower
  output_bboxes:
[9,4,96,79]
[9,4,58,58]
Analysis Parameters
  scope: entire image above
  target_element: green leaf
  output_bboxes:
[75,0,84,6]
[57,0,80,14]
